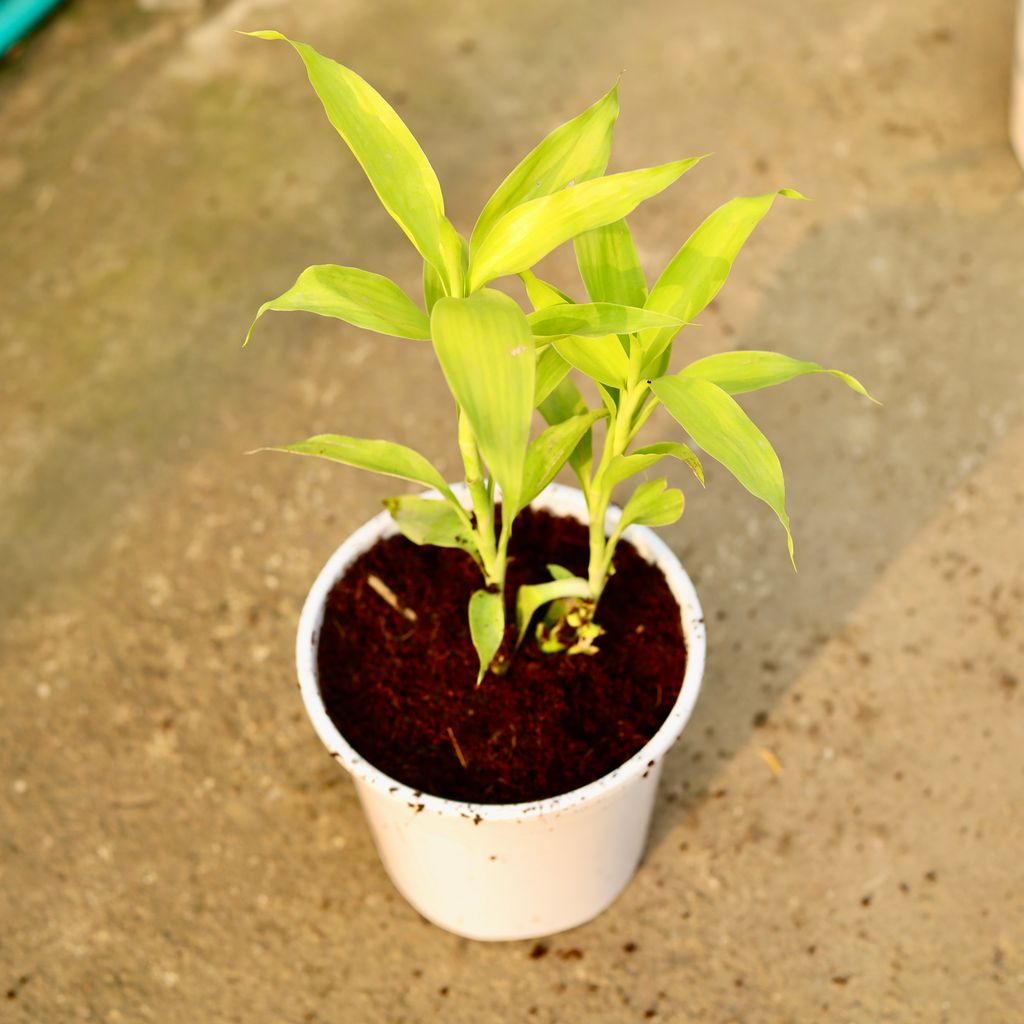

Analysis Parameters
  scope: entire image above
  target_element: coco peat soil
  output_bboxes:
[317,507,687,803]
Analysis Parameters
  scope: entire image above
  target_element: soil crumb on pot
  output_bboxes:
[317,507,686,804]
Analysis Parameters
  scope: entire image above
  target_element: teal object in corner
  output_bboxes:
[0,0,66,56]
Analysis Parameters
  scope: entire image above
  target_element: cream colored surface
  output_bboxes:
[1,0,1022,1020]
[1013,0,1024,166]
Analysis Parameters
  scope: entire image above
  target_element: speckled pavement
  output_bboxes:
[2,1,1023,1021]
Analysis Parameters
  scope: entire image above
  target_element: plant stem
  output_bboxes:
[458,410,499,586]
[585,344,649,602]
[632,392,660,436]
[494,508,513,594]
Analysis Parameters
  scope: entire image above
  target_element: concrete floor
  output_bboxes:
[2,0,1023,1020]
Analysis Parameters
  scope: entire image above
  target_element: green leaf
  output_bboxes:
[469,589,505,685]
[681,350,878,402]
[617,478,685,530]
[538,376,593,482]
[574,218,647,307]
[437,221,469,298]
[552,333,629,388]
[605,441,705,492]
[528,302,681,338]
[470,157,705,290]
[384,496,477,552]
[596,382,622,416]
[245,31,455,290]
[423,260,445,314]
[534,346,572,407]
[538,374,586,424]
[643,189,805,368]
[256,433,460,506]
[431,290,536,511]
[245,265,430,344]
[471,83,619,254]
[651,374,794,563]
[520,269,574,310]
[645,344,673,381]
[514,576,592,649]
[520,410,606,510]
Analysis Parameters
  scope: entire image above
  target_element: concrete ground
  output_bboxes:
[2,0,1023,1020]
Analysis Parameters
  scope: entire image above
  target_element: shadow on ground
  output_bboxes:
[647,193,1024,852]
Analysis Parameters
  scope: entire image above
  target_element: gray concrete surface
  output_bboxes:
[2,0,1023,1020]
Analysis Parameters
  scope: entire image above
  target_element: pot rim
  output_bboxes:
[295,482,705,822]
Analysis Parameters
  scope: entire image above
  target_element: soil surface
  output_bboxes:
[317,508,687,803]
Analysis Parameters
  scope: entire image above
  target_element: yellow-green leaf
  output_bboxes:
[514,576,591,649]
[471,84,619,254]
[519,410,605,510]
[423,260,445,314]
[437,219,469,298]
[431,290,536,511]
[384,496,477,553]
[245,31,454,288]
[521,272,576,406]
[617,478,685,530]
[469,589,505,685]
[574,218,647,307]
[538,376,593,483]
[256,434,460,508]
[534,346,572,407]
[682,350,878,403]
[552,333,629,388]
[651,374,794,563]
[470,158,705,290]
[529,302,681,338]
[245,265,429,344]
[643,189,805,368]
[605,441,704,492]
[520,270,574,310]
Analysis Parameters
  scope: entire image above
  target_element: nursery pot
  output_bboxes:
[296,483,706,941]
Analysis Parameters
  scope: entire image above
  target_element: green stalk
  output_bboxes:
[494,509,513,595]
[458,409,499,584]
[631,392,660,436]
[585,338,647,600]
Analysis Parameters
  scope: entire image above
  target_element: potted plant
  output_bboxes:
[242,31,875,941]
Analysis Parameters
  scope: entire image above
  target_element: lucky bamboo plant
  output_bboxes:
[513,200,877,653]
[243,31,875,678]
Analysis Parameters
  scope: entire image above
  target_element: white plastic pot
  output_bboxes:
[296,483,706,941]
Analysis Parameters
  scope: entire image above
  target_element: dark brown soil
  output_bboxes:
[316,507,686,804]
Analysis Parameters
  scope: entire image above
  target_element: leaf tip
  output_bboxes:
[779,187,811,202]
[237,29,285,40]
[833,369,881,405]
